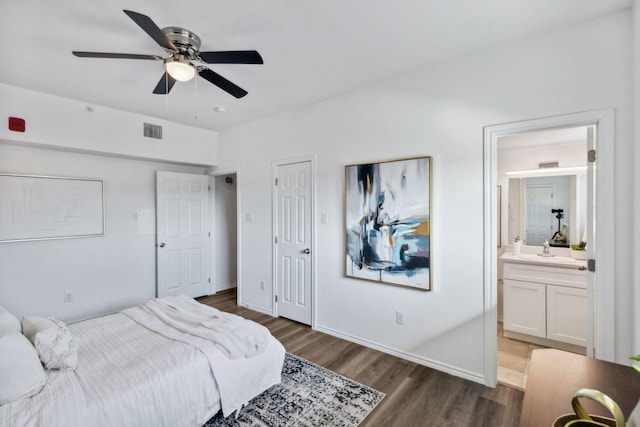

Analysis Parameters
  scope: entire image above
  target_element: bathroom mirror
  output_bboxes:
[507,174,586,247]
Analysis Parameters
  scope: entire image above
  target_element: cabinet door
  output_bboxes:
[547,285,587,346]
[503,279,546,338]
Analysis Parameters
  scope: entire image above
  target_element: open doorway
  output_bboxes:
[482,109,615,388]
[211,173,238,293]
[496,126,589,389]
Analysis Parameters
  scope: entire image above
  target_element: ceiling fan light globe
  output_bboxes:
[165,61,196,82]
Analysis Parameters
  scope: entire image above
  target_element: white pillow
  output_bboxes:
[22,316,78,371]
[0,305,21,333]
[0,330,46,405]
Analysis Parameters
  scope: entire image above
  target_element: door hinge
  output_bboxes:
[275,295,278,302]
[275,178,278,186]
[588,149,596,163]
[587,259,596,272]
[208,277,211,283]
[208,231,211,237]
[275,236,278,244]
[208,185,211,191]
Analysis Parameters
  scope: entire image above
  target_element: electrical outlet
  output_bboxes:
[396,310,405,325]
[260,280,265,290]
[64,292,74,303]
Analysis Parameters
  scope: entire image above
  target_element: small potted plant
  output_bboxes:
[571,241,587,260]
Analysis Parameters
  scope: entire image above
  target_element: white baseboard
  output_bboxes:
[216,282,237,292]
[314,324,486,385]
[239,301,274,316]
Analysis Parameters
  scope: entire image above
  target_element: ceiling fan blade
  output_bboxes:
[198,68,248,98]
[153,72,177,94]
[123,9,177,52]
[198,50,263,64]
[73,51,163,60]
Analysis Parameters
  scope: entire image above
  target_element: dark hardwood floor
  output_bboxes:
[198,289,523,427]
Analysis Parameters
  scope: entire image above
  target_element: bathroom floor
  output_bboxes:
[497,322,546,390]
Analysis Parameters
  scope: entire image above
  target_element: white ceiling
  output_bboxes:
[0,0,631,131]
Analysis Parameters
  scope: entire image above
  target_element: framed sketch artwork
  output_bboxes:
[0,173,105,242]
[345,156,432,290]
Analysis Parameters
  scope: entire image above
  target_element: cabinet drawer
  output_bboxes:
[504,262,586,288]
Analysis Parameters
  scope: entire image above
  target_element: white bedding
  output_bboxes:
[122,296,284,417]
[125,295,271,359]
[0,303,285,427]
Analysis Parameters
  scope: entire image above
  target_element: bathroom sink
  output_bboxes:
[518,254,578,264]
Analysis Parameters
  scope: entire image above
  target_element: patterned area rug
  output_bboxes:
[204,353,384,427]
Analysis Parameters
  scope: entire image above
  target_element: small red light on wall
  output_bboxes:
[8,117,26,132]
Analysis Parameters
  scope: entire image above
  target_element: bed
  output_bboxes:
[0,296,285,427]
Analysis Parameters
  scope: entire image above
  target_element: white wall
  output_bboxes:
[0,144,205,321]
[217,11,634,380]
[0,84,218,167]
[214,174,238,291]
[0,86,218,321]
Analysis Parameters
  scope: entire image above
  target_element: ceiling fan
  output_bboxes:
[72,9,263,98]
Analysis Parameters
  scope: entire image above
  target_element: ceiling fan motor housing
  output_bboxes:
[162,26,201,58]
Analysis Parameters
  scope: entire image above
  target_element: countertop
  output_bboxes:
[500,252,587,269]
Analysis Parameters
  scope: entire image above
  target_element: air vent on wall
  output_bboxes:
[538,161,559,169]
[143,122,163,140]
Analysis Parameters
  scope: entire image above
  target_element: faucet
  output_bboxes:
[538,240,555,257]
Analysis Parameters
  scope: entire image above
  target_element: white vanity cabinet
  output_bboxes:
[502,255,587,351]
[503,280,546,338]
[546,285,587,346]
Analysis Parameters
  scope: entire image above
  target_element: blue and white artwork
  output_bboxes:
[345,157,431,290]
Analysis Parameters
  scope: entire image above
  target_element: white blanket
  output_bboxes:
[0,300,285,426]
[0,313,221,427]
[128,295,270,359]
[122,296,284,417]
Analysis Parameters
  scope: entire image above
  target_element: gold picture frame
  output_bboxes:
[345,156,432,291]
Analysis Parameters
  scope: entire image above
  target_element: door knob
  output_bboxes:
[302,248,310,254]
[159,242,165,248]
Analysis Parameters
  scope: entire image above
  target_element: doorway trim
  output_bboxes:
[483,108,614,387]
[272,154,316,328]
[209,167,242,305]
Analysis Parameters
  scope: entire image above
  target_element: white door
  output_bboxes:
[275,161,312,325]
[525,185,554,246]
[156,171,211,298]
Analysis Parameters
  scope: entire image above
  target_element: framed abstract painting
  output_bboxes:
[345,156,432,290]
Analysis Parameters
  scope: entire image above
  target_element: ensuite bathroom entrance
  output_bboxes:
[484,109,615,389]
[497,124,592,389]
